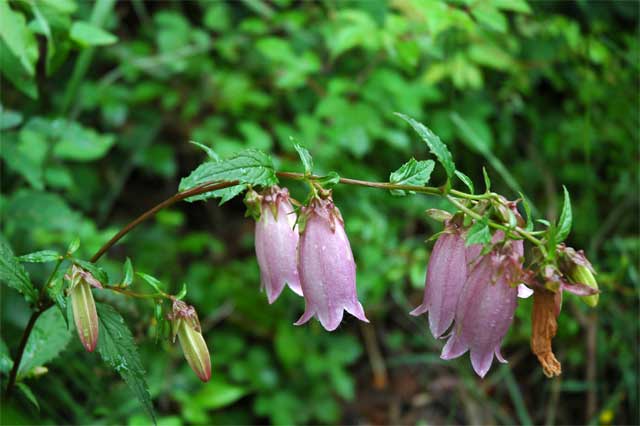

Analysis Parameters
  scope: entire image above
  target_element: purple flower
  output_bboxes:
[254,186,302,303]
[410,224,469,338]
[294,196,369,331]
[440,234,525,377]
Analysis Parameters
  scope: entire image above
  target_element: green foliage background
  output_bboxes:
[1,0,638,424]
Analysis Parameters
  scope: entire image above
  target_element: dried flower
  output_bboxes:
[410,223,469,338]
[531,288,562,377]
[253,186,302,303]
[67,265,100,352]
[295,195,368,331]
[440,234,525,377]
[168,300,211,382]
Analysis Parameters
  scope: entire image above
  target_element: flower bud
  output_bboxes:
[253,186,302,303]
[558,245,599,307]
[169,300,211,382]
[295,195,368,331]
[68,266,99,352]
[568,264,599,307]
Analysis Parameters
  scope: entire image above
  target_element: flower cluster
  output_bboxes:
[409,211,599,377]
[248,186,368,331]
[249,185,601,378]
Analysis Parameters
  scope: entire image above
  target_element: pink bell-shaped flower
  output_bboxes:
[294,196,369,331]
[440,234,525,377]
[254,186,302,303]
[410,223,470,338]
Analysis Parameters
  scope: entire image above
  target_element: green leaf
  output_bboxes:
[315,171,341,189]
[179,149,278,202]
[0,338,14,374]
[0,107,23,130]
[556,186,572,243]
[175,283,187,300]
[389,158,435,196]
[177,379,248,422]
[47,274,68,325]
[190,141,220,161]
[0,38,38,98]
[455,170,474,194]
[293,142,313,174]
[72,259,108,285]
[494,0,532,13]
[122,258,134,286]
[17,383,39,411]
[69,21,118,47]
[137,272,163,293]
[0,235,37,304]
[18,308,72,378]
[18,250,61,263]
[471,3,508,33]
[52,121,115,161]
[96,303,156,424]
[482,167,491,192]
[519,192,534,232]
[394,113,455,179]
[67,237,80,255]
[0,130,46,189]
[0,1,39,76]
[465,218,492,246]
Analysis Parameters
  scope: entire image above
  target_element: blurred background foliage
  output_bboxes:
[1,0,638,424]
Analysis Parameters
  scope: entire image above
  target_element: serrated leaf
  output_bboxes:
[96,303,156,424]
[395,113,455,179]
[556,185,572,243]
[389,158,435,196]
[293,142,313,174]
[465,219,492,246]
[455,170,474,194]
[316,171,341,189]
[179,149,277,203]
[123,258,134,286]
[70,21,118,47]
[0,235,37,304]
[18,308,71,378]
[18,250,61,263]
[482,167,491,192]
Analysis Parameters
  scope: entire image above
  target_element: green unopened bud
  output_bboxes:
[569,265,599,307]
[169,300,211,382]
[70,277,99,352]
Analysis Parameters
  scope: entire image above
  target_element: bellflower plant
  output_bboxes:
[4,113,605,418]
[294,194,369,331]
[252,186,302,303]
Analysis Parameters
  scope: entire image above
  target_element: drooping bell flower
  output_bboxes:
[252,186,302,303]
[410,223,469,338]
[441,233,525,377]
[295,195,368,331]
[66,265,101,352]
[168,300,211,382]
